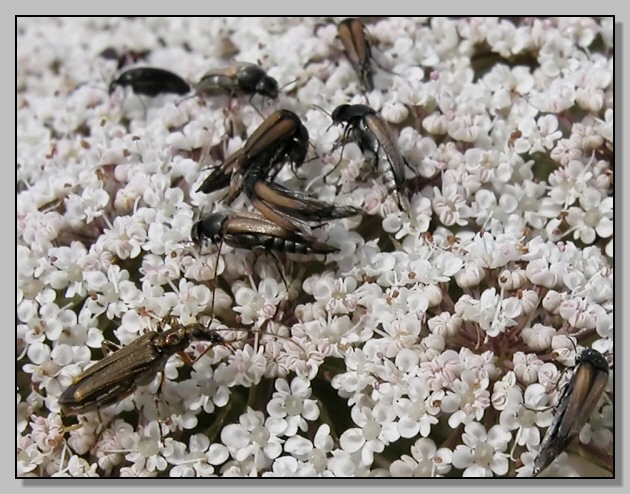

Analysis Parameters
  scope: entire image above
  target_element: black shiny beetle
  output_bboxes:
[329,104,408,209]
[108,67,191,97]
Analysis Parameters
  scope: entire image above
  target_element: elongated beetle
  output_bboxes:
[337,18,375,91]
[329,104,408,209]
[196,109,309,200]
[191,210,338,255]
[108,67,191,97]
[533,347,610,476]
[244,179,362,230]
[58,317,224,416]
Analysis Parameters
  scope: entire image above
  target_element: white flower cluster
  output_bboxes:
[17,17,613,478]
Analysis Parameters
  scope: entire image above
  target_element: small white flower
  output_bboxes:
[390,438,452,477]
[451,422,511,477]
[54,454,99,477]
[441,370,491,428]
[167,434,228,477]
[565,189,613,244]
[339,404,399,465]
[499,385,553,450]
[221,407,284,471]
[266,377,320,436]
[99,216,147,259]
[123,422,170,473]
[233,278,285,325]
[283,424,334,474]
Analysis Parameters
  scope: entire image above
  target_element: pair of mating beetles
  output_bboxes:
[190,101,410,259]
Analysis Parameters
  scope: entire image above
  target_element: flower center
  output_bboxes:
[517,406,537,427]
[409,402,427,421]
[250,426,269,446]
[584,208,602,227]
[363,420,381,441]
[285,395,304,416]
[138,437,160,457]
[473,443,494,467]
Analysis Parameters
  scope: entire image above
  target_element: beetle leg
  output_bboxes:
[324,125,353,181]
[266,250,289,293]
[101,340,121,357]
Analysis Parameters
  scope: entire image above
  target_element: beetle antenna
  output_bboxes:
[312,104,332,118]
[174,92,198,107]
[279,77,299,92]
[208,323,305,354]
[564,335,579,355]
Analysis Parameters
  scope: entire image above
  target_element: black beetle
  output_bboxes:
[109,67,191,97]
[329,104,407,209]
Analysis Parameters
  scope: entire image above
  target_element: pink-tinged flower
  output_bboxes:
[441,369,491,427]
[99,216,147,259]
[233,277,285,325]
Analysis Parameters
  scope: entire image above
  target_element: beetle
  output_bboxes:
[196,109,309,200]
[337,18,375,92]
[244,178,362,230]
[58,317,224,416]
[191,210,338,256]
[532,347,610,476]
[108,67,191,97]
[194,63,279,103]
[328,104,408,209]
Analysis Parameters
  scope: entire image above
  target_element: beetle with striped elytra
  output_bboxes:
[190,209,339,344]
[324,103,409,210]
[532,344,611,476]
[58,315,225,418]
[336,18,376,92]
[196,109,310,201]
[191,209,338,256]
[243,178,362,233]
[57,312,305,446]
